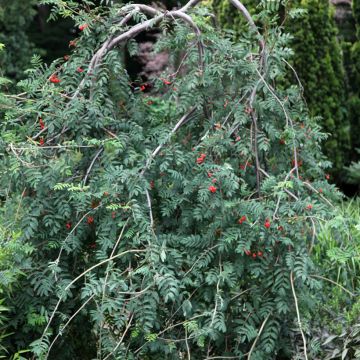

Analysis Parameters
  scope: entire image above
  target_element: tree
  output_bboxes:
[1,0,339,358]
[0,0,38,80]
[212,0,351,181]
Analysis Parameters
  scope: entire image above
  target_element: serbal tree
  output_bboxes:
[0,0,340,359]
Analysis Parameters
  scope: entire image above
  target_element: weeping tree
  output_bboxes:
[0,0,341,359]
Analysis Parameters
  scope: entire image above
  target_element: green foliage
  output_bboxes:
[0,1,345,359]
[212,0,351,179]
[0,0,37,80]
[290,0,350,176]
[311,199,360,358]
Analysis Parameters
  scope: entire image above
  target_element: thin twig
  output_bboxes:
[83,147,103,185]
[311,275,356,297]
[141,107,196,175]
[247,314,271,360]
[103,313,134,360]
[41,249,146,343]
[46,294,95,358]
[290,271,308,360]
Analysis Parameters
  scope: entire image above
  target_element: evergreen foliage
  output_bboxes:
[0,0,345,358]
[349,0,360,163]
[212,0,351,179]
[0,0,38,80]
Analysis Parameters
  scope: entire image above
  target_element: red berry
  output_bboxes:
[49,74,60,83]
[103,191,109,196]
[319,188,323,193]
[87,216,94,224]
[325,174,330,180]
[208,186,217,193]
[77,67,84,73]
[111,211,116,219]
[69,40,77,47]
[238,215,247,224]
[79,24,88,31]
[66,222,72,229]
[279,138,285,145]
[162,79,172,85]
[39,117,45,130]
[147,100,154,105]
[306,204,313,210]
[244,249,251,256]
[197,154,206,165]
[63,55,70,61]
[252,253,257,258]
[277,225,284,231]
[257,251,263,257]
[39,137,45,146]
[207,172,213,178]
[264,219,271,229]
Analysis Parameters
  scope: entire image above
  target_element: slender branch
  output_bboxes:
[259,168,299,201]
[46,294,95,359]
[290,271,308,360]
[83,147,103,185]
[141,107,196,175]
[273,167,296,220]
[311,275,356,297]
[302,181,334,208]
[247,313,271,360]
[103,313,134,360]
[41,249,146,343]
[99,219,129,357]
[185,327,191,360]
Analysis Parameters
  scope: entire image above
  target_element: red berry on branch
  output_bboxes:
[39,137,45,146]
[63,55,70,61]
[196,154,206,165]
[277,225,284,231]
[87,216,94,224]
[306,204,313,210]
[252,253,257,258]
[39,118,45,130]
[49,74,61,83]
[162,79,172,85]
[208,185,217,193]
[264,219,271,229]
[79,24,88,31]
[77,67,84,73]
[111,212,116,219]
[244,249,251,256]
[319,188,323,193]
[325,174,330,180]
[238,215,247,224]
[257,251,263,257]
[66,222,72,230]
